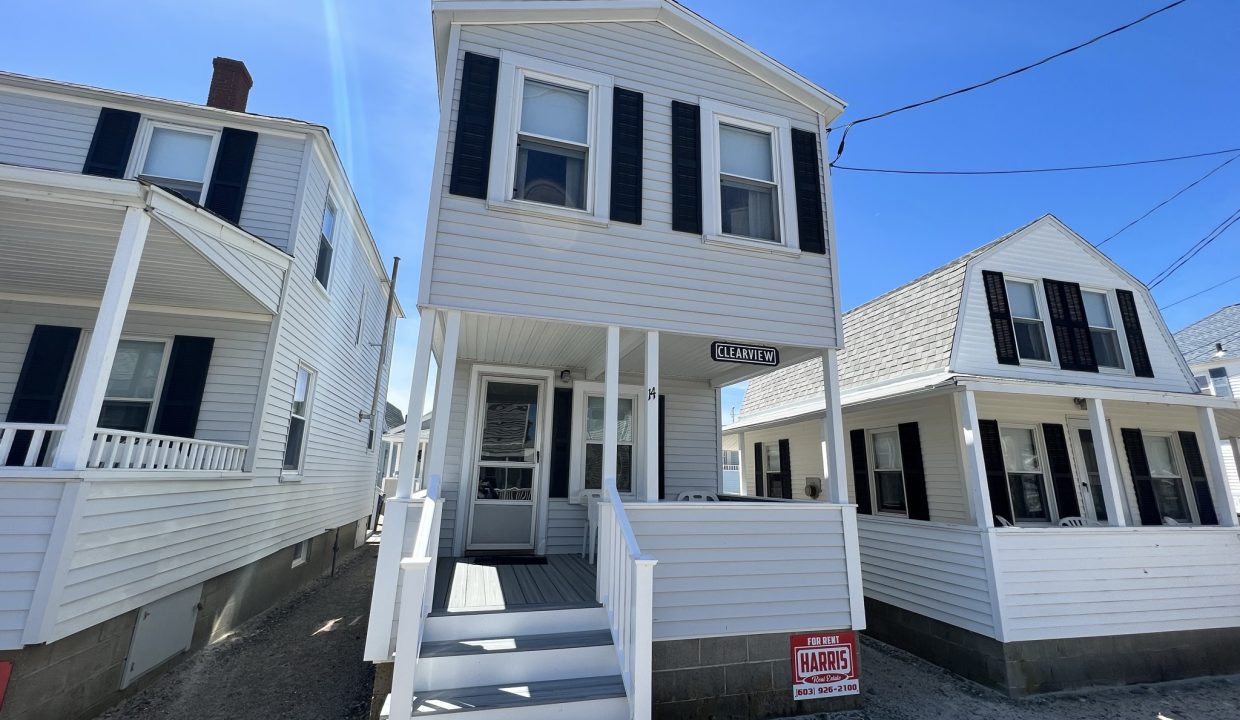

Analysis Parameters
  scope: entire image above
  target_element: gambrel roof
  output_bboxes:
[1175,304,1240,365]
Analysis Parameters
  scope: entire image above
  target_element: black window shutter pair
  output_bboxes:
[978,419,1015,524]
[5,325,81,466]
[1041,424,1083,518]
[848,425,929,520]
[981,271,1020,366]
[84,108,257,224]
[1043,280,1097,372]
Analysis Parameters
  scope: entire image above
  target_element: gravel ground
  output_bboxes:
[95,542,378,720]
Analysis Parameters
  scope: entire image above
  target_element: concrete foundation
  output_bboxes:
[0,518,367,720]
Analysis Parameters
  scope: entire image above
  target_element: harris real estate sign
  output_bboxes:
[790,631,859,700]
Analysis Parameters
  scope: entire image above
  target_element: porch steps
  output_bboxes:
[422,603,606,642]
[418,629,617,690]
[408,675,628,718]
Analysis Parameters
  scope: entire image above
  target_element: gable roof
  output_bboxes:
[1175,304,1240,365]
[430,0,846,121]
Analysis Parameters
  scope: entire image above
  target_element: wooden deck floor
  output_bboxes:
[430,554,599,613]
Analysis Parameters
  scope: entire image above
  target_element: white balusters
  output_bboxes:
[0,423,66,468]
[597,480,656,720]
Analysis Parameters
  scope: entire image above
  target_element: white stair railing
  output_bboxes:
[389,474,444,720]
[87,429,248,471]
[0,422,66,468]
[597,478,656,720]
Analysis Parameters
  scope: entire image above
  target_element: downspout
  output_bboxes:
[363,257,400,448]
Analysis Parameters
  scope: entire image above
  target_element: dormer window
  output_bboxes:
[1004,279,1050,362]
[1082,290,1123,369]
[134,123,219,203]
[515,79,589,210]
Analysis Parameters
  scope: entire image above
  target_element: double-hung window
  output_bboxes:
[1082,290,1124,369]
[283,366,314,472]
[315,198,336,289]
[99,339,168,433]
[869,429,907,515]
[1142,434,1193,523]
[135,124,219,203]
[1004,279,1051,363]
[999,425,1052,522]
[762,442,785,498]
[583,395,635,493]
[515,79,590,210]
[1208,367,1233,398]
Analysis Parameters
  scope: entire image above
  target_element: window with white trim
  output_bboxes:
[1208,367,1233,398]
[135,123,219,203]
[1142,434,1194,523]
[869,429,907,515]
[1082,289,1124,369]
[99,339,169,433]
[1004,279,1051,362]
[283,366,314,471]
[998,424,1053,523]
[583,395,635,494]
[315,197,336,289]
[515,79,590,209]
[291,538,312,567]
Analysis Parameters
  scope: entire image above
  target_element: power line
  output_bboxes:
[831,147,1240,176]
[1159,272,1240,310]
[828,0,1191,164]
[1096,153,1240,247]
[1147,207,1240,289]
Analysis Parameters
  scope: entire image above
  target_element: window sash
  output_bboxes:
[763,442,781,473]
[284,367,313,471]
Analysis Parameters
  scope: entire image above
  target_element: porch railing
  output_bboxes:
[597,479,656,720]
[389,474,444,720]
[0,422,65,468]
[87,429,248,471]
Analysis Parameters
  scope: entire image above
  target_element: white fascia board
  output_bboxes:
[957,375,1240,409]
[0,164,145,208]
[145,185,291,269]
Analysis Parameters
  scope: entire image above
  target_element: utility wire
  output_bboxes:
[829,0,1191,164]
[1148,207,1240,289]
[1097,153,1240,247]
[831,147,1240,176]
[1159,271,1240,310]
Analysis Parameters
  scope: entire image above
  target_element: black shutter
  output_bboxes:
[670,101,702,234]
[1115,290,1154,378]
[203,128,258,223]
[777,438,793,500]
[849,429,872,514]
[5,325,81,466]
[658,394,666,500]
[1041,424,1082,518]
[82,108,140,178]
[978,420,1014,525]
[548,387,573,498]
[1121,428,1162,525]
[981,271,1020,366]
[790,128,826,255]
[449,52,500,199]
[1043,280,1098,372]
[152,336,214,438]
[753,441,765,497]
[1178,431,1219,526]
[610,87,644,225]
[898,423,930,521]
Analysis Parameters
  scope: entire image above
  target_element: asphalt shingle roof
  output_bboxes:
[1174,304,1240,365]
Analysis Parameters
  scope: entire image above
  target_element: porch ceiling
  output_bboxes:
[0,196,269,314]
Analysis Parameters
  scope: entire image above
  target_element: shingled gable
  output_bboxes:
[1175,304,1240,365]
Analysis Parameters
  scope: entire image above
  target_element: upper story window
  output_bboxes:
[516,79,590,210]
[315,197,336,289]
[99,338,168,433]
[1208,367,1232,397]
[1082,290,1123,369]
[1004,279,1051,363]
[135,124,219,203]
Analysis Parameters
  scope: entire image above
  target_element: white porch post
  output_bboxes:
[644,330,659,502]
[1198,407,1238,527]
[819,349,848,503]
[53,206,150,469]
[395,307,437,498]
[1086,398,1128,526]
[956,389,995,528]
[423,310,461,484]
[737,431,747,495]
[603,326,620,492]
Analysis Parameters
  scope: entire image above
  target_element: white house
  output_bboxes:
[725,215,1240,696]
[1175,304,1240,508]
[364,2,865,718]
[0,60,398,720]
[381,412,430,497]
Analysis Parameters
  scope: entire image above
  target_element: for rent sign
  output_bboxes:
[710,341,779,366]
[790,631,859,700]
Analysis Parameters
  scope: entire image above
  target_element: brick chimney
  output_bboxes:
[207,57,253,112]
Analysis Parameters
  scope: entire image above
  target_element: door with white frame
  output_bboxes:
[466,376,546,551]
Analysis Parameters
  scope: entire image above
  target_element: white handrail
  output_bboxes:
[87,429,247,471]
[389,474,444,720]
[597,478,656,720]
[0,422,66,468]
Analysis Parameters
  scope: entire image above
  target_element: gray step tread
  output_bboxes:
[421,629,613,658]
[411,675,626,714]
[427,600,601,617]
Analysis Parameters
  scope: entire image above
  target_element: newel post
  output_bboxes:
[633,555,657,720]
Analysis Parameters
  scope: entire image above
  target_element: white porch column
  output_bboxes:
[423,310,461,485]
[1198,407,1238,527]
[644,330,659,502]
[1086,398,1128,526]
[956,389,995,528]
[603,326,620,492]
[737,431,747,495]
[818,349,848,503]
[395,307,437,498]
[54,206,150,469]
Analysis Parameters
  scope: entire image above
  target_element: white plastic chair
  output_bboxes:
[677,491,719,502]
[1163,516,1182,526]
[994,515,1015,528]
[579,490,605,562]
[1057,516,1089,527]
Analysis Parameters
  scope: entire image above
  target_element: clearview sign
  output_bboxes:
[790,631,860,699]
[711,341,779,366]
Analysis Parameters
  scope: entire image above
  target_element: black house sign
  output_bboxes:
[711,342,779,366]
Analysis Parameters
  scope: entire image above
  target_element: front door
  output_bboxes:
[1068,420,1108,523]
[466,377,544,551]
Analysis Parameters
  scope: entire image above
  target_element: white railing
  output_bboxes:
[0,422,65,468]
[597,479,656,720]
[389,474,444,720]
[87,429,248,471]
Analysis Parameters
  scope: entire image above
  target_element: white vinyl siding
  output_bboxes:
[238,134,305,251]
[0,90,98,172]
[0,481,68,649]
[738,419,823,502]
[432,22,837,348]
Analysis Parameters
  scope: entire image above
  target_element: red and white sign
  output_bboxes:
[790,631,859,699]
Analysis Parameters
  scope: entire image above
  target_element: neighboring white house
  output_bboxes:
[725,215,1240,696]
[365,2,865,718]
[380,412,430,497]
[1175,304,1240,509]
[0,60,398,720]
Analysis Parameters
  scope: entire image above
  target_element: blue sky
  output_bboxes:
[5,1,1237,419]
